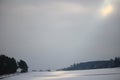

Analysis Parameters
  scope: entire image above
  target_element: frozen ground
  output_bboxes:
[1,68,120,80]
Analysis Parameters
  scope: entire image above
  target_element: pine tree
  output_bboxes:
[18,60,28,73]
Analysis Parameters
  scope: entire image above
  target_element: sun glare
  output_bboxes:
[100,0,114,18]
[101,4,113,17]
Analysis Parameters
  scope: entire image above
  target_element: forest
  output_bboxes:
[61,57,120,71]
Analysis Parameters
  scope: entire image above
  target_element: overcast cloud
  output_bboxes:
[0,0,120,70]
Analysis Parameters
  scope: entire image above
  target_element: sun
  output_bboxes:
[100,0,114,18]
[101,4,113,17]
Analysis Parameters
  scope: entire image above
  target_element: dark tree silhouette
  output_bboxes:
[113,57,120,67]
[18,60,28,73]
[0,54,28,75]
[61,57,120,71]
[10,58,18,73]
[0,55,18,75]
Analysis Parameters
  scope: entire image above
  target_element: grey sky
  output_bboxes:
[0,0,120,70]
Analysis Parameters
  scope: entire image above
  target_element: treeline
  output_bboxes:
[0,55,28,75]
[61,57,120,71]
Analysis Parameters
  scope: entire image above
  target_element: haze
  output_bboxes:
[0,0,120,70]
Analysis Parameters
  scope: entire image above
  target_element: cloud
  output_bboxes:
[0,0,95,16]
[52,2,89,14]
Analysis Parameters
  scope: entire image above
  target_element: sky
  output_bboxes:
[0,0,120,70]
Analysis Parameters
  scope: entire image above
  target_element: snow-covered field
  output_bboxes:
[1,68,120,80]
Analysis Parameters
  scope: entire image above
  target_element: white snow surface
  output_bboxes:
[1,68,120,80]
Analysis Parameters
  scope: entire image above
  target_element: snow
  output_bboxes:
[1,68,120,80]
